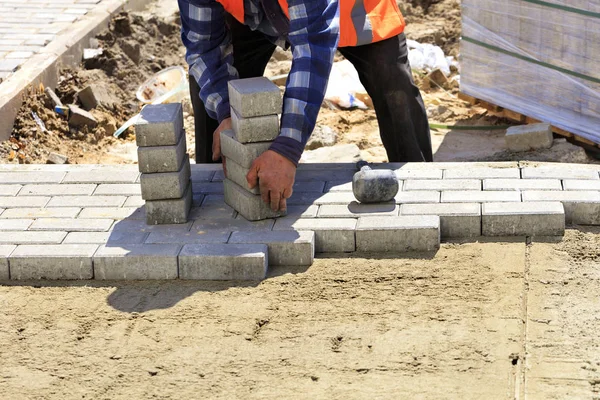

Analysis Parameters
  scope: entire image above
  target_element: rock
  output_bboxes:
[305,125,337,150]
[44,88,63,109]
[119,39,141,64]
[300,144,361,163]
[426,68,449,88]
[77,85,117,110]
[46,152,68,165]
[68,104,98,128]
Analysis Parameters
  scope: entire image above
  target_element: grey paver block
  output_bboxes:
[0,219,33,230]
[68,104,97,128]
[295,169,355,182]
[0,196,49,208]
[228,77,282,117]
[0,172,65,184]
[505,123,553,152]
[145,230,230,244]
[444,168,520,179]
[229,230,314,266]
[324,181,353,192]
[482,202,565,236]
[313,192,358,205]
[441,191,521,203]
[9,244,97,280]
[137,134,187,173]
[179,244,268,280]
[190,195,236,219]
[0,185,22,196]
[562,180,600,191]
[29,218,113,232]
[191,169,216,182]
[93,184,141,196]
[231,108,279,143]
[77,84,117,110]
[286,192,324,206]
[123,196,145,207]
[78,207,143,220]
[135,103,184,147]
[356,216,440,252]
[273,218,356,253]
[145,183,192,225]
[0,58,25,72]
[93,244,180,280]
[284,205,319,218]
[223,178,285,221]
[395,169,443,180]
[224,158,258,194]
[62,170,139,184]
[522,191,600,224]
[395,191,440,204]
[0,207,81,219]
[63,231,148,244]
[0,244,15,280]
[110,219,193,233]
[0,231,67,245]
[19,184,96,196]
[192,217,274,232]
[318,202,398,218]
[521,167,599,180]
[211,169,225,182]
[220,129,271,168]
[140,156,191,200]
[191,182,225,195]
[46,195,126,208]
[403,179,481,191]
[483,179,562,191]
[400,203,481,238]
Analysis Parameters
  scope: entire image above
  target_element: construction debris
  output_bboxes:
[68,104,98,128]
[77,85,116,110]
[46,152,68,164]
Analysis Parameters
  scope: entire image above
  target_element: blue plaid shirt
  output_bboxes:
[178,0,340,165]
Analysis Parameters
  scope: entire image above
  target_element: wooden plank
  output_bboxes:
[458,92,477,105]
[503,109,526,123]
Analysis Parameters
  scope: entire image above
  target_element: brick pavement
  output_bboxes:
[1,161,598,281]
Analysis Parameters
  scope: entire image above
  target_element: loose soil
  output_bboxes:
[1,0,593,165]
[1,231,599,398]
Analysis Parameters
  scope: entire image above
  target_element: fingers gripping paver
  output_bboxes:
[3,159,599,281]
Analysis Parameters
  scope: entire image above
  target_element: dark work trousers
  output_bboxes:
[189,18,433,164]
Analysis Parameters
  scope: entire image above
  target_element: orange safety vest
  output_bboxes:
[217,0,405,47]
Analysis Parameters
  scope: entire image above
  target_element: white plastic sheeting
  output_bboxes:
[460,0,600,144]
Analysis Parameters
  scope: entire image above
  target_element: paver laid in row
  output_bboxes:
[110,219,193,233]
[444,167,520,179]
[18,184,96,196]
[191,217,275,232]
[482,202,565,236]
[522,191,600,225]
[441,191,522,203]
[179,244,268,280]
[94,244,181,280]
[0,196,49,208]
[273,217,356,253]
[482,179,562,191]
[46,195,126,208]
[78,207,144,220]
[521,167,599,180]
[0,207,81,219]
[0,171,65,183]
[562,180,600,191]
[63,231,149,245]
[0,185,22,196]
[317,203,398,218]
[403,179,481,191]
[0,244,14,280]
[191,182,225,195]
[29,218,113,232]
[0,231,67,245]
[145,230,231,244]
[400,203,481,238]
[229,230,315,266]
[0,219,34,230]
[190,196,236,219]
[9,244,97,280]
[356,216,440,252]
[93,184,141,196]
[395,169,443,180]
[395,191,440,204]
[62,170,139,184]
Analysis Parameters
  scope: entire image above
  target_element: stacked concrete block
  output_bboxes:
[222,77,284,221]
[135,103,192,225]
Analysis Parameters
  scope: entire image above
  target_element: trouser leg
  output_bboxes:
[189,17,277,163]
[338,33,433,162]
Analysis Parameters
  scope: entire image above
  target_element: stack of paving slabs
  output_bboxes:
[221,77,285,221]
[135,103,192,225]
[461,0,600,144]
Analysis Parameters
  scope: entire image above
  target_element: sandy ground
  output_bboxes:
[1,230,600,399]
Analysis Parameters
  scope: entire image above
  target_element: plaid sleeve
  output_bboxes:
[269,0,340,166]
[178,0,238,123]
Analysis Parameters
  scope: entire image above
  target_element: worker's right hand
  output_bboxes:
[212,117,232,162]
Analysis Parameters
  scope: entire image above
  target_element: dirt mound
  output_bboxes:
[0,11,185,164]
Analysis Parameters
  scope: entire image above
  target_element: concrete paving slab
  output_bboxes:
[395,191,440,204]
[482,202,565,236]
[521,167,599,180]
[140,157,191,200]
[63,231,148,245]
[317,202,398,218]
[0,171,65,183]
[179,243,268,280]
[78,207,143,220]
[0,207,81,219]
[0,219,34,230]
[93,184,141,196]
[19,184,96,196]
[228,77,282,117]
[62,170,139,183]
[145,230,230,244]
[192,217,274,232]
[562,179,600,191]
[223,158,258,194]
[29,218,113,232]
[220,129,271,169]
[94,244,180,280]
[273,218,356,253]
[522,191,600,224]
[400,203,481,238]
[0,231,66,244]
[229,230,314,266]
[0,185,22,196]
[483,179,562,191]
[46,195,126,208]
[223,178,285,221]
[137,134,187,174]
[444,168,520,179]
[356,216,440,252]
[135,103,184,147]
[0,196,50,208]
[0,244,15,280]
[403,179,481,191]
[9,244,97,280]
[231,107,279,143]
[441,191,521,203]
[145,183,192,225]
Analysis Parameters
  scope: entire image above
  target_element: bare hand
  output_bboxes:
[247,150,296,211]
[212,117,231,176]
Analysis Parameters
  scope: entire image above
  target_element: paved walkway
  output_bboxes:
[1,161,599,280]
[0,0,107,82]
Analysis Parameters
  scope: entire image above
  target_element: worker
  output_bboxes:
[179,0,433,212]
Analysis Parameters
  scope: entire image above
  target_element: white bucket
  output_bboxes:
[136,66,188,105]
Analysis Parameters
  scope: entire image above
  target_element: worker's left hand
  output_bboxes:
[247,150,296,212]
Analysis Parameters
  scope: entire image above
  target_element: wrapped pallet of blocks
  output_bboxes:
[221,77,286,221]
[461,0,600,143]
